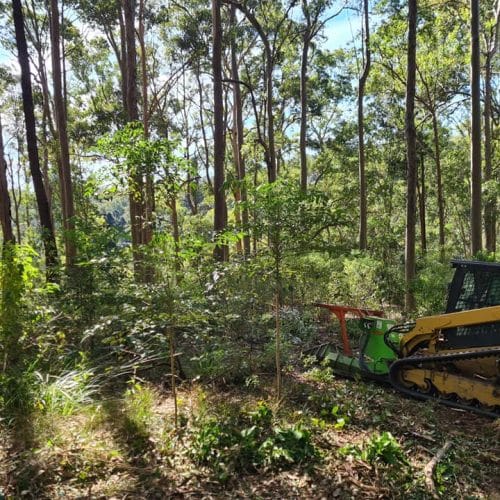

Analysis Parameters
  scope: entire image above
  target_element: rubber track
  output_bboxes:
[389,347,500,418]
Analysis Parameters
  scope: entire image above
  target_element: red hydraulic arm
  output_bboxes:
[314,303,384,356]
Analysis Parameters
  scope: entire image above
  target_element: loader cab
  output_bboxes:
[446,260,500,313]
[440,260,500,349]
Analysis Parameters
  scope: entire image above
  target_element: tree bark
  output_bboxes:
[12,0,58,277]
[50,0,76,268]
[483,1,499,253]
[431,111,445,257]
[230,2,276,182]
[470,0,482,256]
[123,0,150,278]
[230,5,250,256]
[405,0,417,313]
[0,115,14,245]
[170,196,181,275]
[358,0,371,250]
[138,0,154,250]
[299,9,310,192]
[212,0,228,261]
[417,154,426,254]
[264,37,276,182]
[195,64,213,192]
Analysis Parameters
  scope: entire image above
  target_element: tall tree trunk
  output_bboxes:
[138,0,154,249]
[483,1,499,253]
[232,3,276,182]
[0,115,14,245]
[7,157,22,243]
[12,0,58,278]
[230,5,250,256]
[195,64,213,192]
[264,43,276,182]
[358,0,371,250]
[417,154,426,254]
[470,0,482,256]
[431,111,445,258]
[299,29,310,192]
[212,0,228,261]
[170,196,181,275]
[405,0,417,313]
[123,0,148,278]
[50,0,76,268]
[483,52,495,253]
[118,10,128,112]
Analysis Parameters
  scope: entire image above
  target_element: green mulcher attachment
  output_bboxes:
[314,304,400,381]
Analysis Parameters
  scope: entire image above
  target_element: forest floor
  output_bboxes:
[0,365,498,499]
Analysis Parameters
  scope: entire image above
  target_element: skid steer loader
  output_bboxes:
[315,260,500,418]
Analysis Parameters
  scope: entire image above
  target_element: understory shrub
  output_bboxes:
[189,401,317,480]
[340,431,407,465]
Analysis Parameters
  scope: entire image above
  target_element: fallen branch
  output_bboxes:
[424,440,452,497]
[407,430,436,443]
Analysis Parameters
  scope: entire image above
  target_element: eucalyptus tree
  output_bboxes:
[482,0,499,253]
[49,0,76,267]
[212,0,228,261]
[405,0,417,312]
[229,4,251,255]
[0,114,14,245]
[23,0,56,215]
[357,0,370,249]
[223,0,298,183]
[415,4,468,257]
[73,0,154,278]
[11,0,59,277]
[372,1,469,256]
[298,0,344,193]
[470,0,482,255]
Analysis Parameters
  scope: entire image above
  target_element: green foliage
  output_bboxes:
[340,431,407,466]
[328,253,404,309]
[414,255,453,315]
[123,380,156,435]
[306,390,352,430]
[188,401,317,480]
[97,122,176,181]
[33,369,99,416]
[0,245,51,418]
[0,369,37,420]
[250,179,346,258]
[304,364,334,384]
[0,244,40,343]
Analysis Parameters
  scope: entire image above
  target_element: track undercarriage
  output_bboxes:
[389,347,500,418]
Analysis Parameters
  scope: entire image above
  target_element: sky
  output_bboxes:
[324,8,362,51]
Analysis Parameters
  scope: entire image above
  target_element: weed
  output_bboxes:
[307,392,352,429]
[33,369,99,416]
[188,401,317,480]
[340,431,407,466]
[304,365,334,384]
[123,379,156,435]
[259,424,316,467]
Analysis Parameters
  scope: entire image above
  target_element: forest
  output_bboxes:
[0,0,499,497]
